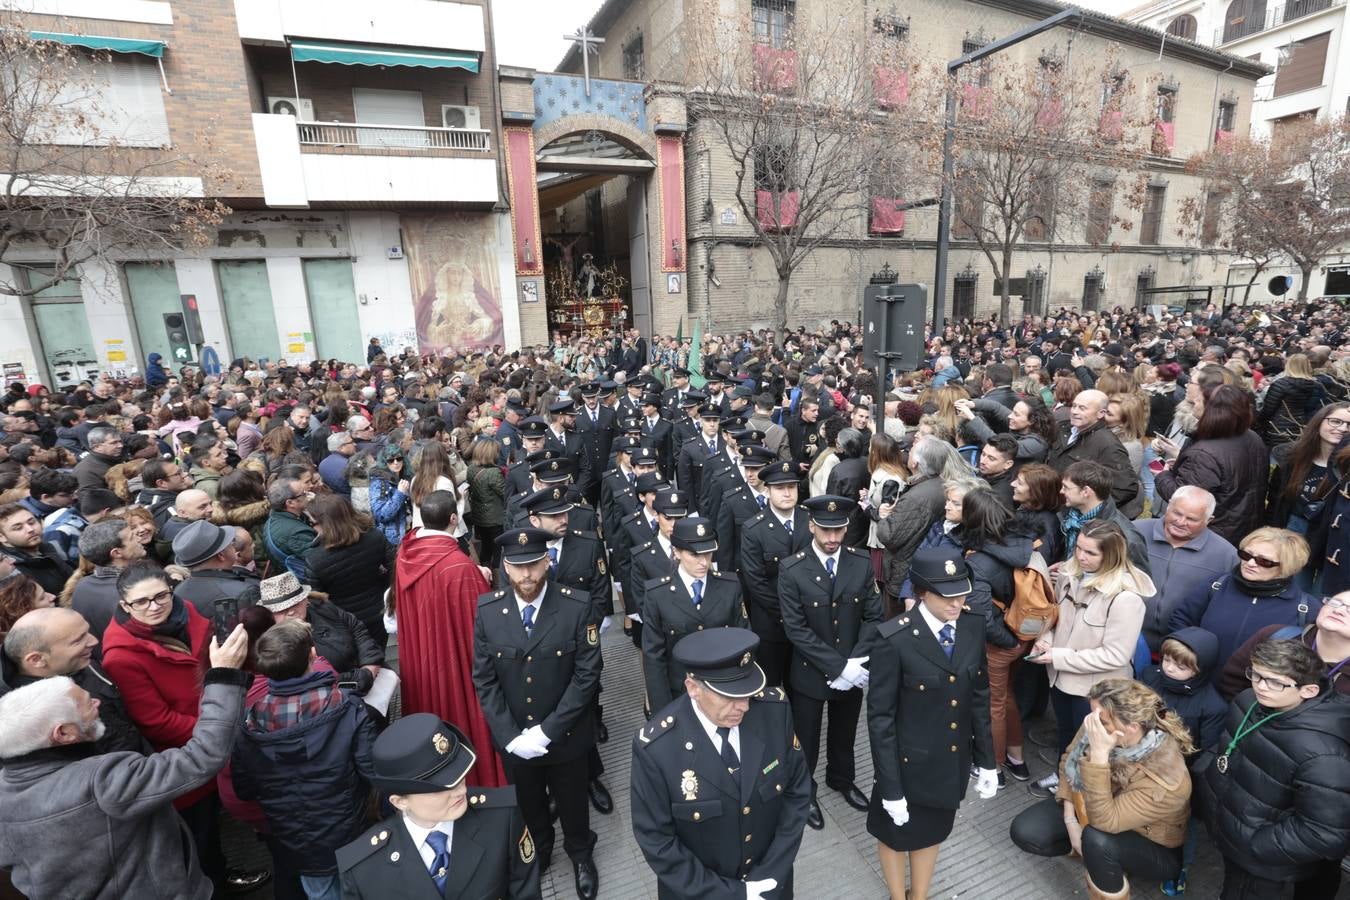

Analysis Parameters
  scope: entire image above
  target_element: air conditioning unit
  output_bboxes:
[268,97,314,121]
[441,104,481,130]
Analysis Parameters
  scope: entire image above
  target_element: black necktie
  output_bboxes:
[716,725,739,774]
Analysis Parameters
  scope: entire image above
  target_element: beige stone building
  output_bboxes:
[560,0,1268,331]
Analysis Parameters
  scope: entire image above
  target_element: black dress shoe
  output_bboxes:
[828,781,869,811]
[574,857,600,900]
[806,799,824,830]
[223,869,271,894]
[597,720,609,743]
[588,778,614,815]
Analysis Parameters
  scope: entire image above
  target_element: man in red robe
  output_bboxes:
[392,490,507,787]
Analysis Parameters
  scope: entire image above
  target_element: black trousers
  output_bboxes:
[789,687,862,789]
[1220,858,1295,900]
[755,638,792,690]
[1011,799,1182,893]
[503,754,596,867]
[177,793,226,882]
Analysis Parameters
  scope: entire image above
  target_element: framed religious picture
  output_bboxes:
[667,273,681,294]
[521,280,539,303]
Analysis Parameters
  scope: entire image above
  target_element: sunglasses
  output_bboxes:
[1238,549,1280,570]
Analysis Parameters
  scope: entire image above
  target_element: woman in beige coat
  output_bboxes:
[1025,519,1154,797]
[1010,679,1193,900]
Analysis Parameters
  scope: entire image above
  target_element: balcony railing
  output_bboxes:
[1216,0,1344,44]
[296,121,491,152]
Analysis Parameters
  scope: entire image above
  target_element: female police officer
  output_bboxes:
[866,547,999,900]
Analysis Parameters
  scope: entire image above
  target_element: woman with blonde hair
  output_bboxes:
[1026,519,1155,795]
[1011,678,1192,900]
[1105,393,1149,481]
[1258,353,1329,447]
[930,384,971,443]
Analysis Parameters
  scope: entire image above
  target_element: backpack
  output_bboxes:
[1003,548,1059,639]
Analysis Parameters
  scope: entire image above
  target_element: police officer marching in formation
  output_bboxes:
[778,494,883,830]
[714,444,778,573]
[472,528,602,900]
[639,391,674,473]
[623,486,685,676]
[866,547,1000,900]
[613,472,671,645]
[336,714,541,899]
[505,421,553,495]
[738,461,811,689]
[640,516,749,713]
[598,438,654,559]
[675,404,726,501]
[660,367,694,415]
[630,627,812,900]
[507,457,598,532]
[543,398,593,500]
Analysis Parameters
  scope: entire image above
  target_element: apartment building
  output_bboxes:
[1117,0,1350,299]
[559,0,1268,330]
[0,0,515,388]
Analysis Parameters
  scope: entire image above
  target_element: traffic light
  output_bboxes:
[163,313,193,364]
[180,294,204,343]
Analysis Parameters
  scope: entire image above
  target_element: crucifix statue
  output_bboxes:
[564,26,605,97]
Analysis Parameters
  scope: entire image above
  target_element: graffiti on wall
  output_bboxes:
[403,213,503,354]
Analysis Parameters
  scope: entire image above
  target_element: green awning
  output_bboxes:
[290,40,479,73]
[29,31,165,58]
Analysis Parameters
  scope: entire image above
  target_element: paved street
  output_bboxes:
[226,624,1350,900]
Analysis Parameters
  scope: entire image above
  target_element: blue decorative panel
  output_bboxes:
[532,75,647,131]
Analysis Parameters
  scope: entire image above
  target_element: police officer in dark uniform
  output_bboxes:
[700,427,763,527]
[865,547,998,900]
[612,469,667,635]
[599,435,644,554]
[639,391,674,474]
[575,383,615,506]
[623,487,685,658]
[704,374,733,418]
[630,627,811,900]
[544,398,593,500]
[505,419,551,491]
[671,390,707,447]
[714,445,778,573]
[472,528,602,900]
[739,461,811,689]
[660,367,693,416]
[496,399,531,466]
[336,714,541,899]
[506,458,598,533]
[777,495,882,830]
[676,404,725,501]
[640,516,749,713]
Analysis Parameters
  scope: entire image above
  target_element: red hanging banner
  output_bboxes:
[505,127,543,276]
[657,135,686,272]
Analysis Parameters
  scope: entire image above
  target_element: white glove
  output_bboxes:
[841,656,870,688]
[505,733,546,760]
[882,797,909,828]
[628,613,643,624]
[600,616,613,635]
[522,724,551,751]
[974,768,999,799]
[745,878,778,900]
[826,675,853,691]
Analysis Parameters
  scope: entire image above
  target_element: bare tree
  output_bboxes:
[1184,116,1350,301]
[682,2,925,332]
[0,24,228,297]
[943,49,1152,322]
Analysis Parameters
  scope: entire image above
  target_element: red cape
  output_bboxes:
[394,529,506,787]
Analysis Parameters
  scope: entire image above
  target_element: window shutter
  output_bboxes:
[104,56,169,147]
[1274,32,1330,97]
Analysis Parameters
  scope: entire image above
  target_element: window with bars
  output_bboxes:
[1166,14,1198,40]
[873,11,908,40]
[622,32,644,80]
[1217,100,1237,132]
[752,0,794,49]
[1135,270,1155,309]
[754,144,792,192]
[1087,181,1114,245]
[1156,86,1178,123]
[1141,184,1167,245]
[1082,270,1104,311]
[1025,270,1046,316]
[961,38,990,87]
[953,271,978,320]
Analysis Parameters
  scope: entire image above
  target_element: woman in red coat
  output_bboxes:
[101,560,268,893]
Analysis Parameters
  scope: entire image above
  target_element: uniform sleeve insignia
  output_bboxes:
[519,828,535,864]
[587,623,599,646]
[502,437,511,446]
[681,769,700,800]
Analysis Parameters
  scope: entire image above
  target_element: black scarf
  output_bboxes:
[1231,570,1293,598]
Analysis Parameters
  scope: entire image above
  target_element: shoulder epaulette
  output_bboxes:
[636,712,678,746]
[478,589,508,607]
[745,511,767,527]
[877,614,911,639]
[845,545,869,558]
[633,540,654,553]
[570,529,596,540]
[753,686,788,702]
[780,551,808,569]
[708,570,738,584]
[335,821,394,870]
[467,785,517,809]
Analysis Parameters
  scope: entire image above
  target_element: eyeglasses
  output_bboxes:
[1238,549,1281,570]
[1325,418,1350,431]
[124,589,173,611]
[1246,668,1297,692]
[1324,596,1350,611]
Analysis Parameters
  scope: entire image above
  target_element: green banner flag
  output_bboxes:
[674,317,683,345]
[687,318,705,389]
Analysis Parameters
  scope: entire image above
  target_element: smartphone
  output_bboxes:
[1025,651,1045,661]
[212,597,239,644]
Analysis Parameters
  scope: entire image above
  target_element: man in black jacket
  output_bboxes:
[0,606,147,755]
[135,459,192,529]
[171,520,260,618]
[0,503,73,596]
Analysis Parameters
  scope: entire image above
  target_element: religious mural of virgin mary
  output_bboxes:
[404,213,504,353]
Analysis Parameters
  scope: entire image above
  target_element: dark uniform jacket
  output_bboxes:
[641,415,674,476]
[739,509,812,645]
[472,583,601,763]
[615,508,661,593]
[336,787,541,899]
[574,406,616,494]
[778,547,883,700]
[599,469,640,559]
[676,435,722,503]
[699,456,742,526]
[866,609,995,810]
[497,533,611,627]
[505,461,536,499]
[507,491,599,533]
[544,429,593,498]
[630,689,812,900]
[714,484,766,573]
[640,571,749,711]
[624,536,678,620]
